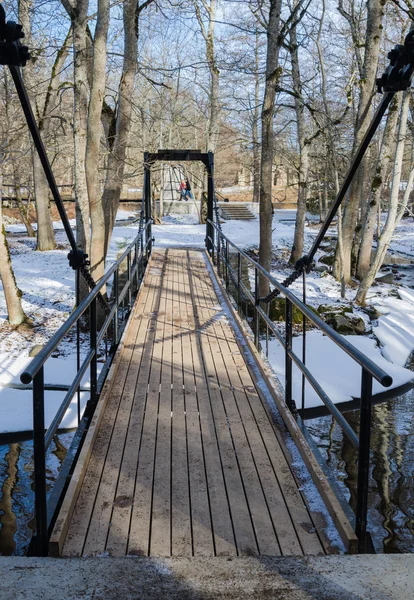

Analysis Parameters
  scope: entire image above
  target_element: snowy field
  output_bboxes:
[1,210,414,432]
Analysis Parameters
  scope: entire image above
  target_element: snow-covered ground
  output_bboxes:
[1,209,414,432]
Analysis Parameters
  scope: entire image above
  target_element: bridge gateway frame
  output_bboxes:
[144,149,215,254]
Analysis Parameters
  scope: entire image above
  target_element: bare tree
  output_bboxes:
[336,0,385,283]
[19,0,57,250]
[356,90,411,305]
[288,0,309,265]
[0,169,28,326]
[258,0,283,295]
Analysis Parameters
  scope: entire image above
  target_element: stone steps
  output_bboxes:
[219,204,256,220]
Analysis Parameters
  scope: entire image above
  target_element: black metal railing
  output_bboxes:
[20,221,152,556]
[206,219,392,553]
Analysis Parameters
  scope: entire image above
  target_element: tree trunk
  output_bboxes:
[72,1,91,255]
[259,0,283,295]
[13,170,35,238]
[357,94,401,278]
[289,6,309,265]
[0,174,27,326]
[356,90,411,305]
[86,0,110,282]
[337,0,385,283]
[18,0,56,251]
[102,0,145,256]
[252,29,260,204]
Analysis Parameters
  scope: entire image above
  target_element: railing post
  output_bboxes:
[33,366,48,556]
[134,239,139,291]
[254,267,260,348]
[217,229,221,278]
[90,298,97,410]
[285,298,294,411]
[76,269,81,424]
[356,369,373,553]
[237,252,241,314]
[225,240,229,290]
[127,252,132,310]
[114,268,119,345]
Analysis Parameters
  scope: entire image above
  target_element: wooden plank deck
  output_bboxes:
[56,248,326,557]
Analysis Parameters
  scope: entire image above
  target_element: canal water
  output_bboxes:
[0,432,73,555]
[306,381,414,553]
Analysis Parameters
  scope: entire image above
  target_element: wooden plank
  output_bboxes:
[192,252,281,556]
[197,252,321,555]
[204,249,357,554]
[189,253,259,556]
[61,269,155,556]
[104,254,166,556]
[49,260,152,557]
[149,248,173,556]
[185,251,237,557]
[170,251,192,556]
[127,253,167,556]
[178,251,215,557]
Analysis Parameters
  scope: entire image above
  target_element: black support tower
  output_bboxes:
[144,149,215,254]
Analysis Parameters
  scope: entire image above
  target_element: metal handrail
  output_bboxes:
[23,221,152,556]
[206,219,393,553]
[207,220,391,387]
[21,220,152,385]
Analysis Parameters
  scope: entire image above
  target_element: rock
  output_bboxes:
[351,317,366,334]
[319,254,335,266]
[375,272,394,284]
[318,303,352,315]
[269,298,319,324]
[326,314,366,335]
[362,306,382,320]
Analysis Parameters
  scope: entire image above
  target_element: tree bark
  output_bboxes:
[86,0,110,281]
[289,4,309,265]
[102,1,153,256]
[193,0,220,154]
[356,94,401,278]
[252,29,260,204]
[356,90,411,305]
[337,0,385,283]
[0,173,27,326]
[259,0,283,295]
[19,0,56,250]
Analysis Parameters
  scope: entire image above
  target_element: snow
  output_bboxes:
[267,331,414,409]
[0,352,102,389]
[0,388,88,433]
[2,210,414,432]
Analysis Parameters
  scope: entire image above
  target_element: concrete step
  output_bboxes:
[1,556,413,599]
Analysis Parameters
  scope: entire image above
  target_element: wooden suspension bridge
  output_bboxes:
[20,149,395,558]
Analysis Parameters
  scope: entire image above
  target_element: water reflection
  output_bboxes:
[307,389,414,553]
[0,432,73,555]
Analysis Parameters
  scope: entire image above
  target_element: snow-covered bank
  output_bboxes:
[267,331,414,409]
[1,210,414,432]
[0,211,138,434]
